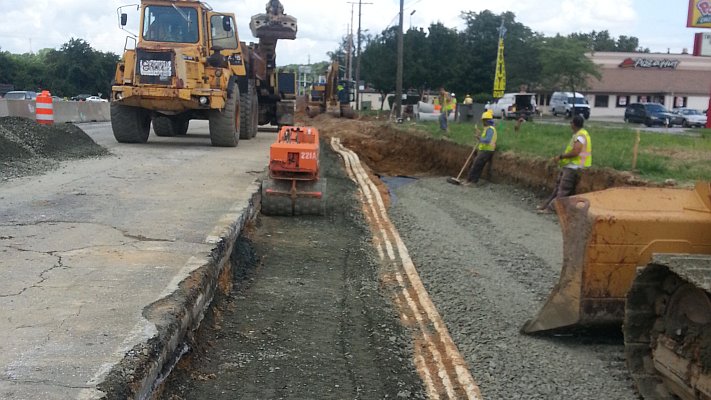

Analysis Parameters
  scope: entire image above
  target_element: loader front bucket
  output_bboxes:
[522,182,711,334]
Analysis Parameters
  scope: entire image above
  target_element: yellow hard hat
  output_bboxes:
[481,110,493,120]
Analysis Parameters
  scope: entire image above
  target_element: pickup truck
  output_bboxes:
[488,93,537,120]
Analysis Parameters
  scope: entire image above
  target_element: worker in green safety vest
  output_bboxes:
[537,115,592,213]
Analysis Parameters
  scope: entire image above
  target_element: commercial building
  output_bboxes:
[555,52,711,118]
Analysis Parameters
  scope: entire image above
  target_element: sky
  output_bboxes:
[0,0,706,65]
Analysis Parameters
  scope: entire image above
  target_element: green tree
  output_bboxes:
[360,27,397,109]
[569,30,646,52]
[538,35,602,114]
[459,11,542,97]
[44,38,118,97]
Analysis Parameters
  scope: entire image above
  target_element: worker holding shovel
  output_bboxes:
[463,110,497,186]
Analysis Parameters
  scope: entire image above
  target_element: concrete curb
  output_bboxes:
[96,191,260,400]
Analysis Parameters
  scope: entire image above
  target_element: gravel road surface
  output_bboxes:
[386,178,638,399]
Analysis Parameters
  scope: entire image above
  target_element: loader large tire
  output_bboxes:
[111,103,151,143]
[209,84,240,147]
[239,80,259,139]
[153,116,189,137]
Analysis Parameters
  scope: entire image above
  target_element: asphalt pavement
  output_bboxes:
[0,121,272,399]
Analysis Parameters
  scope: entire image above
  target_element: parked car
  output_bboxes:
[71,94,92,101]
[3,90,37,100]
[85,96,108,102]
[624,102,683,127]
[489,92,537,120]
[673,108,707,128]
[550,91,590,119]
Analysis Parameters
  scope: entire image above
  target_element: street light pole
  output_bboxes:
[409,9,416,30]
[395,0,404,120]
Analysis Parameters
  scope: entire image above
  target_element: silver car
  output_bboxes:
[673,108,708,128]
[4,91,37,100]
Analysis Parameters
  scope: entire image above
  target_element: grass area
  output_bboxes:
[411,119,711,184]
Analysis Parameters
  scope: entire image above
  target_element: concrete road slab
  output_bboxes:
[0,121,273,399]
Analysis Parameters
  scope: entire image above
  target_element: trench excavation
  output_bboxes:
[157,115,645,399]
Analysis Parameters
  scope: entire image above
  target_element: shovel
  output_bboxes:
[447,126,480,185]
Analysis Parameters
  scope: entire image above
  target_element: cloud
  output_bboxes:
[0,0,695,64]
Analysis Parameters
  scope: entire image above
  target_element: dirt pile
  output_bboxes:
[0,117,108,180]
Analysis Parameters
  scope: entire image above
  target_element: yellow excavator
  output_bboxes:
[522,182,711,398]
[306,61,355,119]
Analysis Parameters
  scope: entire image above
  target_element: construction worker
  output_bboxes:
[537,114,592,214]
[463,94,473,105]
[438,87,451,132]
[449,93,457,121]
[464,110,497,186]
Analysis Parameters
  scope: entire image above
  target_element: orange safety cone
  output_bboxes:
[36,90,54,125]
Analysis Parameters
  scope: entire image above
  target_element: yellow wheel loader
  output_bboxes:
[111,0,297,147]
[523,182,711,399]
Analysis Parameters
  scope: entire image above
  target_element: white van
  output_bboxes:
[550,92,590,119]
[489,92,537,120]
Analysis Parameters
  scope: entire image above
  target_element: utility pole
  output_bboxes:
[395,0,404,119]
[350,0,373,111]
[347,3,355,82]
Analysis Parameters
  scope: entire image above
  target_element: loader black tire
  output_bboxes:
[239,80,259,140]
[176,119,189,135]
[152,116,189,137]
[111,103,151,143]
[209,84,240,147]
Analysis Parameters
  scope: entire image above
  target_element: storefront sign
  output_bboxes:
[688,0,711,28]
[619,58,680,69]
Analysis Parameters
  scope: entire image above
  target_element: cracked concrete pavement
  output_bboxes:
[0,121,272,399]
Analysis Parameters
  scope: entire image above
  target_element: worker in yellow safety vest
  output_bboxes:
[438,87,452,132]
[537,114,592,213]
[464,110,498,186]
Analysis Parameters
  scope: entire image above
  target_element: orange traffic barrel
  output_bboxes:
[36,90,54,125]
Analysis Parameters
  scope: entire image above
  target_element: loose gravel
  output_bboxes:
[0,117,108,180]
[387,178,639,399]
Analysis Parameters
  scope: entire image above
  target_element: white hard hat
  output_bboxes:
[451,93,455,96]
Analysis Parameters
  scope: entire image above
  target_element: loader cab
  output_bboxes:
[141,4,200,44]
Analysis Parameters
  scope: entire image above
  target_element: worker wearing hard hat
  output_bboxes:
[463,94,473,105]
[464,110,497,186]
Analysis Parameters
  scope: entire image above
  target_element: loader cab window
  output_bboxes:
[143,6,199,43]
[210,15,238,49]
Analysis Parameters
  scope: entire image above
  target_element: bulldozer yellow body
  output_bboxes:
[523,182,711,334]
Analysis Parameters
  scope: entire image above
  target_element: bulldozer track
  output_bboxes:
[330,137,482,400]
[625,254,711,399]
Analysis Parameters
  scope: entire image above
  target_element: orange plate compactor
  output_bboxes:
[260,126,325,216]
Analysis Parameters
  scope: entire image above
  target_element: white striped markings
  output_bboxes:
[331,138,482,400]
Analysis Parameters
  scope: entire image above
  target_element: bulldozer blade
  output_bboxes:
[522,183,711,334]
[261,179,326,216]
